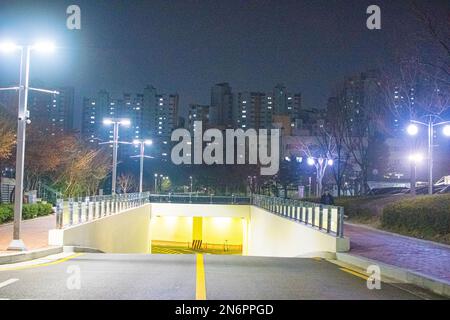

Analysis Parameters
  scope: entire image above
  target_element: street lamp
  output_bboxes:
[407,115,450,195]
[408,153,423,196]
[307,156,334,197]
[102,118,130,194]
[154,173,158,193]
[0,40,58,251]
[189,176,193,194]
[131,139,153,193]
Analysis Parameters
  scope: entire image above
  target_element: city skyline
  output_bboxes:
[1,0,445,128]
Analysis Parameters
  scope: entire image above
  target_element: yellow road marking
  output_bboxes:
[196,254,206,300]
[0,253,84,272]
[339,267,369,280]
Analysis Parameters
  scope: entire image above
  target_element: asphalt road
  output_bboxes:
[0,253,441,300]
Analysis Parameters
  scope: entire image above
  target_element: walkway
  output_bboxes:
[345,223,450,284]
[0,215,55,252]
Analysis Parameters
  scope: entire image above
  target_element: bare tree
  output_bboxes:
[298,132,336,197]
[117,173,136,194]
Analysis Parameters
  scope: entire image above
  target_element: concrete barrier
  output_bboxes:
[246,206,350,257]
[49,204,151,253]
[48,202,349,256]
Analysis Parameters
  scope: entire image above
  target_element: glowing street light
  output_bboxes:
[102,118,131,194]
[0,41,18,53]
[306,156,334,197]
[443,125,450,137]
[407,116,450,194]
[0,40,58,251]
[406,124,419,136]
[408,153,423,163]
[131,139,153,193]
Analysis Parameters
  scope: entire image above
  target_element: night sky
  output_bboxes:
[0,0,447,128]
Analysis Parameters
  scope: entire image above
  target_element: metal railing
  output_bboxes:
[149,194,251,204]
[251,194,344,237]
[55,192,344,237]
[55,192,150,229]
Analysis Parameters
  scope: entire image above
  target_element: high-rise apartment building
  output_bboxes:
[210,83,233,128]
[81,86,179,158]
[188,104,209,133]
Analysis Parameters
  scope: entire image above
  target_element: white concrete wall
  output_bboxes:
[48,202,349,256]
[246,206,349,257]
[49,204,152,254]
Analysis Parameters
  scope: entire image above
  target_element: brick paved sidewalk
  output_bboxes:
[345,223,450,284]
[0,215,55,253]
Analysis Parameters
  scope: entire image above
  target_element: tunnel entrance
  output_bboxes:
[150,216,245,255]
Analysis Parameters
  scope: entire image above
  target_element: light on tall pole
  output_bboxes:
[0,41,58,251]
[189,176,193,193]
[307,156,333,197]
[102,118,130,194]
[408,153,423,196]
[131,139,153,193]
[407,116,450,195]
[154,173,158,193]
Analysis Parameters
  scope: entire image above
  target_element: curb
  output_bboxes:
[335,252,450,298]
[0,246,63,265]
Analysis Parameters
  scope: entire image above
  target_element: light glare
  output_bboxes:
[407,124,419,136]
[443,125,450,137]
[0,42,18,53]
[33,41,55,53]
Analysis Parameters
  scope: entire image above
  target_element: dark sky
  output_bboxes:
[0,0,447,128]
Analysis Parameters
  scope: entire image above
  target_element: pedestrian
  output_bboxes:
[326,192,335,205]
[320,193,328,205]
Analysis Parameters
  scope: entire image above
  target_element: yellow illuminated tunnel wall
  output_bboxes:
[151,216,193,243]
[150,215,245,247]
[202,217,244,246]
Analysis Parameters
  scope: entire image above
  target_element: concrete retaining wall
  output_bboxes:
[48,203,349,256]
[48,204,152,254]
[246,206,349,257]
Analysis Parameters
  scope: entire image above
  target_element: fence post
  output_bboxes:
[327,207,332,233]
[337,207,344,237]
[69,198,74,225]
[77,197,83,224]
[56,199,63,229]
[319,205,323,230]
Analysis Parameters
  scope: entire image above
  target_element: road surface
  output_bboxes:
[0,253,441,300]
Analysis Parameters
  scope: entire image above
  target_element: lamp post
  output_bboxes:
[154,173,158,193]
[131,139,153,193]
[306,156,333,197]
[407,115,450,195]
[189,176,193,194]
[408,153,423,196]
[0,41,58,251]
[102,118,130,194]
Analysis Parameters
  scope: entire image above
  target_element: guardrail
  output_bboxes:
[251,194,344,237]
[55,192,344,237]
[149,194,251,204]
[55,192,150,229]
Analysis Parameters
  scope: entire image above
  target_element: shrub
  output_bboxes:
[0,202,53,224]
[0,205,13,223]
[334,196,379,219]
[382,194,450,236]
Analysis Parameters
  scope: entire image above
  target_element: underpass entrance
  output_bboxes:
[150,216,245,255]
